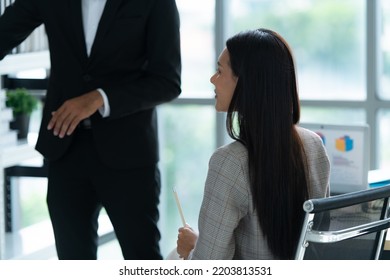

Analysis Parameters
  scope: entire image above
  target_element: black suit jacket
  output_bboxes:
[0,0,181,169]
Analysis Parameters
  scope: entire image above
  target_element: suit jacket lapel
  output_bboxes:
[70,0,88,64]
[89,0,123,62]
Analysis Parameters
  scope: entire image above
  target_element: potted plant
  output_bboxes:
[6,88,39,139]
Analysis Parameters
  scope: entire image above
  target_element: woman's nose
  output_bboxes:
[210,73,216,84]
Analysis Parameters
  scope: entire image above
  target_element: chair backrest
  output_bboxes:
[295,184,390,260]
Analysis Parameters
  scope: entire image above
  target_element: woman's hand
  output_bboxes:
[177,224,198,259]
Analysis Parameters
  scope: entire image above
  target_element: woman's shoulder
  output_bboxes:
[209,141,248,170]
[297,125,330,174]
[219,140,247,152]
[296,125,319,138]
[213,140,247,159]
[296,125,324,146]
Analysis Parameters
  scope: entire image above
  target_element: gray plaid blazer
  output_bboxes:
[191,126,330,260]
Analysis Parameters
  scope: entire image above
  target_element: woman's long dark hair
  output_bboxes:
[226,28,309,259]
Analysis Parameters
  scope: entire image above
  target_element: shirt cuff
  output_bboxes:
[96,88,110,118]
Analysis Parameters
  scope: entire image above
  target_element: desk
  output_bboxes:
[0,142,41,259]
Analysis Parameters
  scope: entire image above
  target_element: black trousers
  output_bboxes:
[46,129,162,260]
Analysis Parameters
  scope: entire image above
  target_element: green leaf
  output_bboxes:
[5,88,39,115]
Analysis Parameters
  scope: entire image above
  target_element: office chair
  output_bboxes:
[295,184,390,260]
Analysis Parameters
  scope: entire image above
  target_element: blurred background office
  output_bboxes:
[1,0,390,259]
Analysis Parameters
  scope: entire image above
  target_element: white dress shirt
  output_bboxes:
[82,0,110,117]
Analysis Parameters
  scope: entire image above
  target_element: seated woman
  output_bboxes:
[177,28,330,260]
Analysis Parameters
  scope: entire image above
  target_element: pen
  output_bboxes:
[173,187,186,227]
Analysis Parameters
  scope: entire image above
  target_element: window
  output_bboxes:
[158,104,215,255]
[175,0,215,98]
[380,0,390,100]
[301,107,366,124]
[378,110,390,168]
[378,0,390,168]
[228,0,366,101]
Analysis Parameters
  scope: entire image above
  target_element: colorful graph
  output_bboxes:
[335,135,353,152]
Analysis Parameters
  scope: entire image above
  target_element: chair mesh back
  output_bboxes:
[304,198,387,260]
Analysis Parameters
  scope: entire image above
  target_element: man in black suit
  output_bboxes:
[0,0,181,259]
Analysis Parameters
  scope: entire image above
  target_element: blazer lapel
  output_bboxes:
[70,0,88,64]
[89,0,123,62]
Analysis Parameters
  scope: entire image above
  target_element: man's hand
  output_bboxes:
[47,90,103,138]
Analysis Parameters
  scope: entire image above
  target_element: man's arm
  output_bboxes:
[101,0,182,119]
[0,0,42,60]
